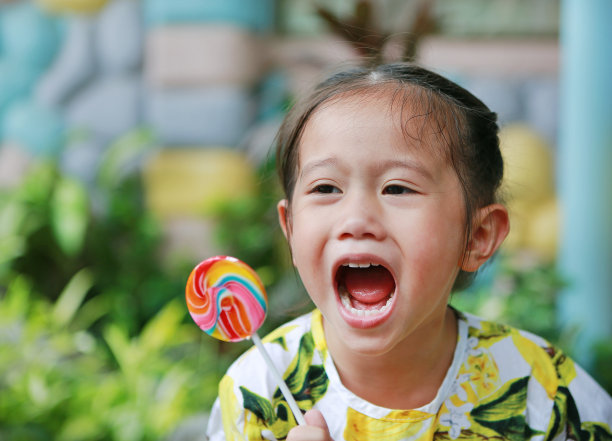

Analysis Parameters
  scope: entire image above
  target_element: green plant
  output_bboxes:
[0,130,230,439]
[592,339,612,395]
[0,129,184,335]
[0,271,224,441]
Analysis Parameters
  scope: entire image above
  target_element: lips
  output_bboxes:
[334,259,396,328]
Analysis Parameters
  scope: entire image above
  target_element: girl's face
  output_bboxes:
[278,93,469,357]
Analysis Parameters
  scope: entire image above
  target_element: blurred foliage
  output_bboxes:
[592,340,612,396]
[211,156,312,337]
[0,272,223,441]
[212,158,286,284]
[0,130,233,440]
[0,130,184,335]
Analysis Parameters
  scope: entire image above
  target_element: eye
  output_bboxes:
[311,184,341,194]
[383,184,415,195]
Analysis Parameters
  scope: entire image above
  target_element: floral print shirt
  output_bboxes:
[206,309,612,440]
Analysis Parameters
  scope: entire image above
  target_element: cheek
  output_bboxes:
[285,215,308,259]
[289,215,330,278]
[289,220,318,261]
[400,208,466,265]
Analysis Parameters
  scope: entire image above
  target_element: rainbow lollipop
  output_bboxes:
[186,256,306,426]
[186,255,267,342]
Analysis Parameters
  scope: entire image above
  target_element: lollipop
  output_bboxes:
[186,255,267,342]
[186,256,306,426]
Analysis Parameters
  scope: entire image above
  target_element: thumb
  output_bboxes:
[303,409,329,431]
[287,409,331,440]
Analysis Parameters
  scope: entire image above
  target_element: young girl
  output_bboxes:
[206,64,612,440]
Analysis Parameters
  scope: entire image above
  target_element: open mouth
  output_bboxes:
[335,262,396,319]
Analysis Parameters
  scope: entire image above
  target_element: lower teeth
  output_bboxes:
[339,286,393,317]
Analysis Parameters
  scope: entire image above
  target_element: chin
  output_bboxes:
[324,310,408,358]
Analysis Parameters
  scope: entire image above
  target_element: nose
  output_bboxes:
[335,193,386,241]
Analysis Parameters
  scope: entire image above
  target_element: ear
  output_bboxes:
[277,199,297,266]
[462,204,510,272]
[277,199,291,241]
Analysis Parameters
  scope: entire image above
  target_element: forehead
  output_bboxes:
[300,87,454,163]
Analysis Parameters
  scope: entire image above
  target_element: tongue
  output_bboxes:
[343,266,394,309]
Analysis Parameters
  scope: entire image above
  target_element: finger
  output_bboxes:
[303,409,329,432]
[261,429,278,441]
[286,409,332,441]
[286,426,330,441]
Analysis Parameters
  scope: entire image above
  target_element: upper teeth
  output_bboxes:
[343,262,379,268]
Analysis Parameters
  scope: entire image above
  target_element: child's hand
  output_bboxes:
[286,409,332,441]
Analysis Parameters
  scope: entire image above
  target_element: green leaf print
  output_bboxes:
[240,386,295,439]
[283,333,316,392]
[272,335,289,351]
[302,365,328,401]
[580,422,612,441]
[546,393,563,441]
[551,386,612,441]
[470,320,512,344]
[472,377,528,418]
[274,332,329,406]
[471,376,543,441]
[433,429,495,440]
[241,387,276,422]
[241,331,329,440]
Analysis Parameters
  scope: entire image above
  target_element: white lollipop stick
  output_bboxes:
[251,332,307,426]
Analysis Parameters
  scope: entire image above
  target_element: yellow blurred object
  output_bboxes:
[499,124,555,206]
[36,0,108,14]
[503,200,530,251]
[499,124,559,260]
[142,148,257,218]
[524,197,560,261]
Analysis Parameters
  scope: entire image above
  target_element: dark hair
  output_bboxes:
[276,63,503,291]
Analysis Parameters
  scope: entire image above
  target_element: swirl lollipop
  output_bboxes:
[186,256,306,426]
[186,255,267,342]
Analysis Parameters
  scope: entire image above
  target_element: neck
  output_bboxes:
[327,307,458,410]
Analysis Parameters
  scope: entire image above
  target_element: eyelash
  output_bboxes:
[311,184,340,194]
[310,184,416,195]
[383,184,415,195]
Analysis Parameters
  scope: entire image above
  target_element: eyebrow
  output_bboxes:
[375,158,434,181]
[299,158,341,180]
[299,157,434,182]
